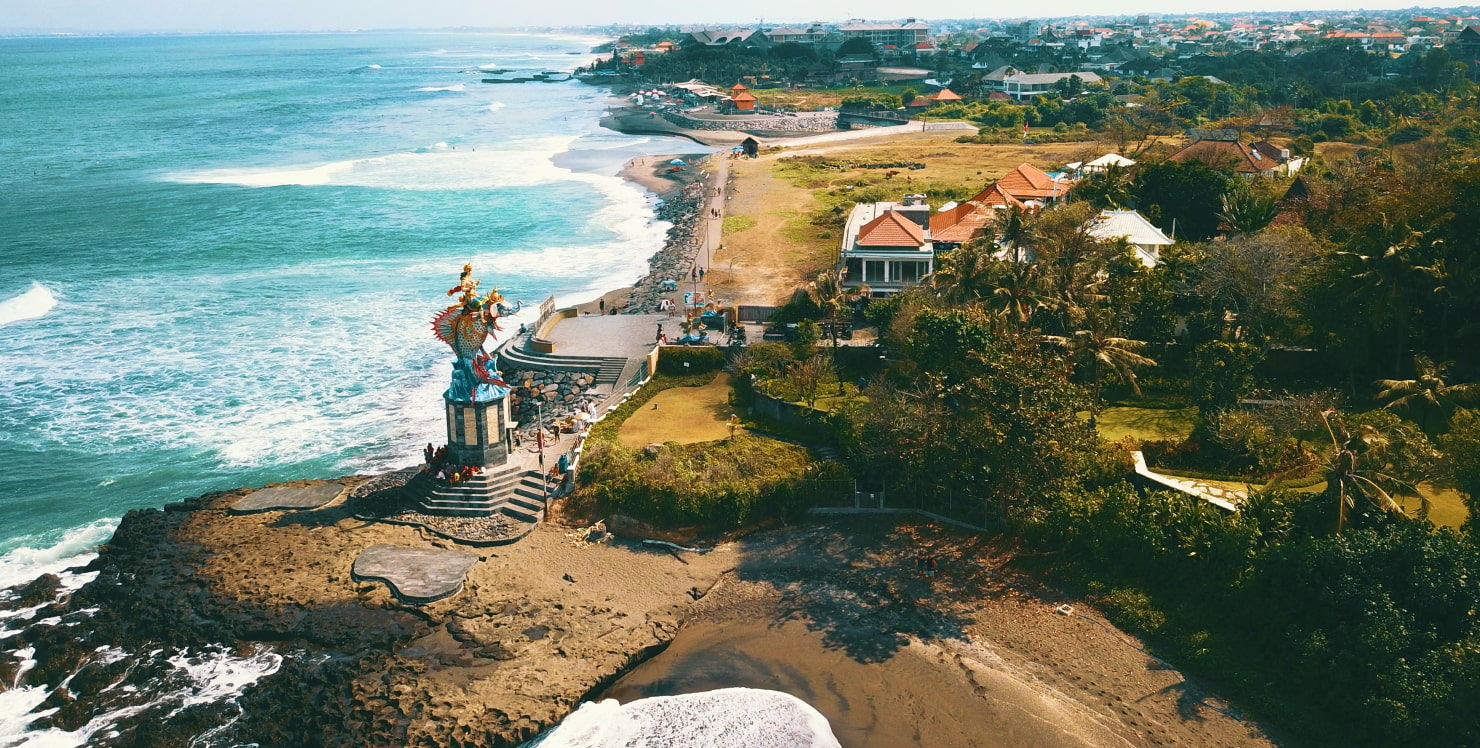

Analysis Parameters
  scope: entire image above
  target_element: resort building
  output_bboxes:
[981,66,1104,100]
[1087,210,1174,268]
[839,194,935,295]
[1168,137,1305,178]
[995,163,1075,205]
[837,20,933,49]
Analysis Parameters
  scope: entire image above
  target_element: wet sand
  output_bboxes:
[601,619,1114,748]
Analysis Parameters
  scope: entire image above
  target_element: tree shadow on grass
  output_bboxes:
[729,516,1022,664]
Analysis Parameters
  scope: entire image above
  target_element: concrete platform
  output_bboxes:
[543,313,669,359]
[351,544,480,604]
[231,483,344,513]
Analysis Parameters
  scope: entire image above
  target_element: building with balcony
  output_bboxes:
[839,194,935,296]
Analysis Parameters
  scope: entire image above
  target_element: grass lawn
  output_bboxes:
[618,373,738,447]
[1401,483,1469,530]
[1091,406,1199,443]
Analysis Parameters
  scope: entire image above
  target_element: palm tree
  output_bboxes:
[987,262,1051,327]
[1043,325,1156,411]
[1268,411,1416,534]
[808,266,869,391]
[1343,217,1443,376]
[1375,355,1480,434]
[993,203,1037,266]
[929,238,995,304]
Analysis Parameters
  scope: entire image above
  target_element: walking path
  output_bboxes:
[1131,451,1246,511]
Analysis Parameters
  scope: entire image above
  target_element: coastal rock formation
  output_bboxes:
[0,478,729,747]
[624,180,708,315]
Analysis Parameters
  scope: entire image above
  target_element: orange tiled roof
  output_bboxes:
[731,90,758,102]
[928,185,1026,243]
[857,211,926,247]
[970,182,1027,209]
[930,88,963,101]
[1168,139,1275,174]
[929,203,991,243]
[996,163,1071,200]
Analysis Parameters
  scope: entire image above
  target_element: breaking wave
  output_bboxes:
[0,284,57,328]
[526,688,841,748]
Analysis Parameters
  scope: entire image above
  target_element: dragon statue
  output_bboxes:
[431,263,523,402]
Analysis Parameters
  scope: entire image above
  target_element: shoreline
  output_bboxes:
[0,484,1283,747]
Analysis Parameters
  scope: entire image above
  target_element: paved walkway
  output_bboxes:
[352,544,480,604]
[1132,452,1247,511]
[542,313,669,359]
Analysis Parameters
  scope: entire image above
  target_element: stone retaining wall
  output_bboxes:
[506,369,596,426]
[660,110,839,132]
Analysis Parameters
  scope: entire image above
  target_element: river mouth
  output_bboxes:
[596,618,1102,748]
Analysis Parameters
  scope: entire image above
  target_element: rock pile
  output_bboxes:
[624,180,707,315]
[506,369,600,426]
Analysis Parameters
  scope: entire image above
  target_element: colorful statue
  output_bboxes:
[431,263,523,402]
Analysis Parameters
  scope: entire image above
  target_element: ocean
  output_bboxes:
[0,31,706,744]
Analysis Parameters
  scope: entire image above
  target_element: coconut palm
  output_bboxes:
[1042,319,1156,410]
[1375,355,1480,434]
[987,262,1051,327]
[993,203,1038,266]
[808,266,869,391]
[929,239,996,304]
[1268,411,1417,534]
[1342,216,1442,376]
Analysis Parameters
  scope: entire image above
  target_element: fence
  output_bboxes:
[808,479,993,531]
[736,305,781,323]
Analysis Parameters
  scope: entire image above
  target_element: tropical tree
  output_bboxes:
[1043,314,1157,416]
[929,238,996,304]
[1375,355,1480,434]
[992,203,1038,265]
[1217,183,1281,236]
[807,267,869,390]
[1267,410,1419,534]
[1341,215,1443,376]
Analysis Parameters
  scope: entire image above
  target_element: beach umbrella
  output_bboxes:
[669,158,686,165]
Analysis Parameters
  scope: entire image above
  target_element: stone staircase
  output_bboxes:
[497,343,629,386]
[407,463,549,521]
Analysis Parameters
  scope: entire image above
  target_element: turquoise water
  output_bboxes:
[0,32,684,574]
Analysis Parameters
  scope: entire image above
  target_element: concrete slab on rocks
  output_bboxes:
[232,483,344,513]
[352,544,480,604]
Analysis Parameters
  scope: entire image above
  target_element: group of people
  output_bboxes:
[912,551,940,581]
[422,443,485,485]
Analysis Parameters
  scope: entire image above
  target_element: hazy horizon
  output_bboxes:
[1,0,1465,35]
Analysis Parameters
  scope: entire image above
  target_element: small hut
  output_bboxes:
[929,88,962,103]
[731,89,758,111]
[741,136,759,158]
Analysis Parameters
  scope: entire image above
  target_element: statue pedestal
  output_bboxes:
[443,394,510,467]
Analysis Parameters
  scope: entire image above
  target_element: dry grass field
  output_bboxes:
[707,131,1107,306]
[617,373,739,447]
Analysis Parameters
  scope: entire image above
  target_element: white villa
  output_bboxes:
[839,194,935,296]
[1088,209,1174,268]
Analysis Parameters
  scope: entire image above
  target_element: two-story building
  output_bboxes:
[839,194,935,295]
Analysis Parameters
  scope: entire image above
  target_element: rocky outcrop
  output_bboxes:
[0,478,729,747]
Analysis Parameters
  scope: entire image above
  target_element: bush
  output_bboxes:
[657,345,726,376]
[574,435,827,528]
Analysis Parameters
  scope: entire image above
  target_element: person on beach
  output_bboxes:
[599,299,605,314]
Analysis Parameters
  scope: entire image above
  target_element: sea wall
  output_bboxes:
[507,369,597,425]
[659,110,840,133]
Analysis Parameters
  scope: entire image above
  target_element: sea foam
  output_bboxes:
[416,84,466,92]
[527,688,841,748]
[167,135,598,191]
[0,519,116,597]
[0,284,57,328]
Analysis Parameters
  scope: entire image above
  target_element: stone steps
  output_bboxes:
[407,467,548,520]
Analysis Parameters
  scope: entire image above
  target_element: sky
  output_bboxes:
[0,0,1445,33]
